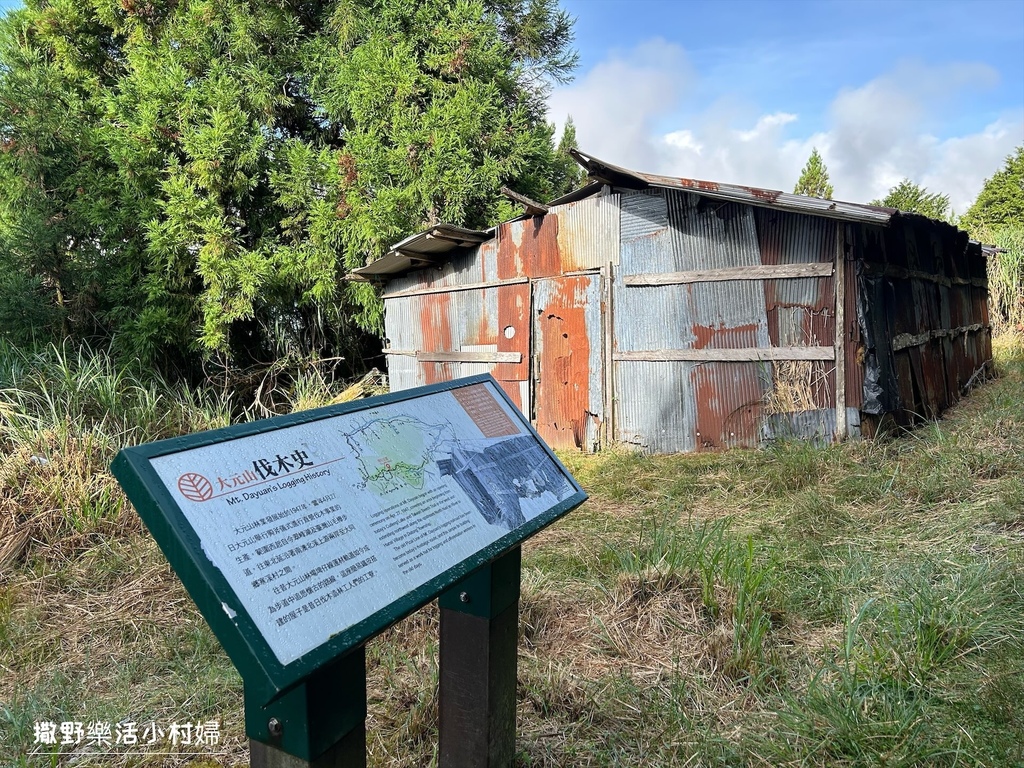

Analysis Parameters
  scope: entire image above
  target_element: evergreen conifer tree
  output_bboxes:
[961,147,1024,234]
[0,0,578,375]
[871,179,951,222]
[549,116,584,195]
[793,148,834,199]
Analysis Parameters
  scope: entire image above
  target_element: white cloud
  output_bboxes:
[546,38,693,171]
[736,112,798,142]
[548,47,1023,213]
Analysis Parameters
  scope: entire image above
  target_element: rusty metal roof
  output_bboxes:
[349,224,493,280]
[351,148,907,282]
[569,149,897,226]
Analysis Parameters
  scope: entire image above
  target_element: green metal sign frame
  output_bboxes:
[111,374,586,758]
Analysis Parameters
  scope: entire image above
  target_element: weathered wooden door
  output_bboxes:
[532,275,603,451]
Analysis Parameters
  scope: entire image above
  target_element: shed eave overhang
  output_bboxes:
[348,224,494,281]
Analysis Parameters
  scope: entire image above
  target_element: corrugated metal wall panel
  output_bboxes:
[620,189,668,240]
[665,190,770,449]
[667,191,771,338]
[385,353,420,391]
[384,294,423,388]
[856,217,991,431]
[614,362,697,454]
[613,190,696,452]
[616,189,696,350]
[691,362,769,450]
[753,209,838,414]
[552,193,621,269]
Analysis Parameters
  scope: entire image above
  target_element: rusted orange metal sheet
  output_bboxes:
[497,216,561,280]
[689,323,765,450]
[419,290,454,385]
[533,275,602,450]
[495,283,530,412]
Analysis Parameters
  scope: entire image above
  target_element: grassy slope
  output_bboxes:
[1,338,1022,767]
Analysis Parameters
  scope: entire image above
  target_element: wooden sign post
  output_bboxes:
[111,375,585,766]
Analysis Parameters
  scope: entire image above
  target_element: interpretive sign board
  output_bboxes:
[111,375,586,702]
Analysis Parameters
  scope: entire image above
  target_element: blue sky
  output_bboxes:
[552,0,1024,210]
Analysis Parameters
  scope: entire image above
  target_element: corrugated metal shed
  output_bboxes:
[360,149,991,454]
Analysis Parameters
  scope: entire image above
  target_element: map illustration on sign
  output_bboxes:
[343,416,454,495]
[125,379,582,670]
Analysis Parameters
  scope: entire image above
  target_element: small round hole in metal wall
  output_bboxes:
[503,326,516,339]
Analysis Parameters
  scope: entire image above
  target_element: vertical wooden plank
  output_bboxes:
[834,221,848,440]
[247,648,367,768]
[603,261,615,449]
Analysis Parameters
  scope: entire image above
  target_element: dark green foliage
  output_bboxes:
[550,115,584,196]
[958,148,1024,332]
[961,146,1024,234]
[0,0,576,377]
[871,178,951,222]
[793,147,833,199]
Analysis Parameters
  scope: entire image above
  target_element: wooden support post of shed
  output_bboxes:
[834,221,848,441]
[438,547,521,768]
[603,261,615,448]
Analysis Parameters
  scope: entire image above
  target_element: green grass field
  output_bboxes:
[1,337,1022,766]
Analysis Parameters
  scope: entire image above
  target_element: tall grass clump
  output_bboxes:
[0,339,231,448]
[603,517,782,685]
[982,224,1024,334]
[0,340,232,558]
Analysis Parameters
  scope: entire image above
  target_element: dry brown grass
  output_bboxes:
[4,337,1024,766]
[763,360,831,415]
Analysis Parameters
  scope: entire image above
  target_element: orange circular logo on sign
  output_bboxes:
[177,472,214,502]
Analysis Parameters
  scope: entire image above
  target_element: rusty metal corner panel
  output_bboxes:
[614,361,697,454]
[690,362,769,450]
[552,193,621,269]
[498,216,561,279]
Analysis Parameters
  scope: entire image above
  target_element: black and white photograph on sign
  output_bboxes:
[438,434,576,531]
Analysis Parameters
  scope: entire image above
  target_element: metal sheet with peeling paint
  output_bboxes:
[551,193,621,269]
[533,275,604,451]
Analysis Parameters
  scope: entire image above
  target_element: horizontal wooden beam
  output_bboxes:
[623,262,834,286]
[891,323,987,352]
[613,346,835,362]
[417,351,523,364]
[501,186,549,216]
[863,264,987,289]
[384,277,528,299]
